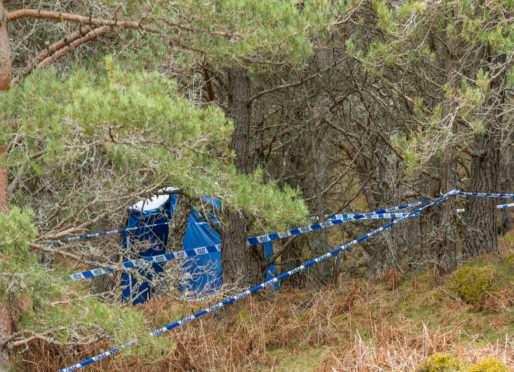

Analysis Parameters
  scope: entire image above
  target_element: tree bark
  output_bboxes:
[6,8,159,34]
[166,193,192,253]
[0,0,10,93]
[462,130,499,257]
[410,156,441,272]
[371,149,409,275]
[0,2,11,366]
[0,0,11,213]
[430,54,459,275]
[222,66,264,288]
[499,130,513,234]
[0,300,11,367]
[462,55,506,257]
[222,210,264,288]
[307,40,335,287]
[432,148,457,274]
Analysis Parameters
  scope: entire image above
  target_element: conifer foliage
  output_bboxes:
[0,0,512,369]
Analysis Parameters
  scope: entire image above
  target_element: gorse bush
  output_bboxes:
[415,354,511,372]
[415,353,466,372]
[450,266,498,304]
[468,358,510,372]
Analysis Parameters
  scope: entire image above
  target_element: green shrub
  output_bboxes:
[450,266,497,304]
[468,357,510,372]
[505,254,514,270]
[415,353,466,372]
[0,207,169,362]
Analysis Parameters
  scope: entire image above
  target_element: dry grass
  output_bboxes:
[17,230,514,371]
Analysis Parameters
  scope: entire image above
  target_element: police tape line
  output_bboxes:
[66,201,514,281]
[457,192,514,198]
[456,203,514,213]
[56,200,432,243]
[310,199,432,221]
[67,211,420,281]
[52,194,514,244]
[59,190,460,371]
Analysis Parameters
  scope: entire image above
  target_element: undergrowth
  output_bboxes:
[8,221,514,371]
[0,208,169,371]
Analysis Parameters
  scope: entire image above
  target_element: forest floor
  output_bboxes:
[26,230,514,371]
[114,229,513,371]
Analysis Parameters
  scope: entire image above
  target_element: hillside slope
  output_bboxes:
[21,231,514,371]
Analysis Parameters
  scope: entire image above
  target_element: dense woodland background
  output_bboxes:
[0,0,512,370]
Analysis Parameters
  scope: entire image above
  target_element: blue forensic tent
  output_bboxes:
[264,240,279,291]
[121,190,277,305]
[121,192,222,305]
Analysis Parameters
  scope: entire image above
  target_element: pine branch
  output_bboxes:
[14,26,93,82]
[38,26,111,69]
[7,9,159,34]
[14,26,111,83]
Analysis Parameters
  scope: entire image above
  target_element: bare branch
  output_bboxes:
[7,9,160,34]
[14,26,111,83]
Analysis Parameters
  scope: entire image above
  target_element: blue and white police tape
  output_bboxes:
[310,199,431,221]
[67,212,420,281]
[67,244,222,281]
[330,199,432,220]
[495,203,514,209]
[55,222,170,243]
[457,192,514,199]
[455,203,514,213]
[247,211,420,245]
[54,199,432,243]
[65,195,514,281]
[59,189,460,372]
[52,193,512,244]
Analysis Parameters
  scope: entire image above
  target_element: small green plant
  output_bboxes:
[468,357,510,372]
[504,254,514,270]
[450,266,497,304]
[415,353,466,371]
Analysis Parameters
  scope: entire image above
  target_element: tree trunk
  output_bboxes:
[431,150,457,274]
[166,193,192,253]
[428,47,461,276]
[280,237,307,287]
[499,130,513,234]
[371,149,410,275]
[0,1,12,366]
[227,67,252,174]
[462,55,506,257]
[0,0,10,93]
[462,131,500,257]
[0,0,11,213]
[0,300,11,368]
[221,66,264,288]
[409,156,441,271]
[222,210,265,289]
[305,39,339,287]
